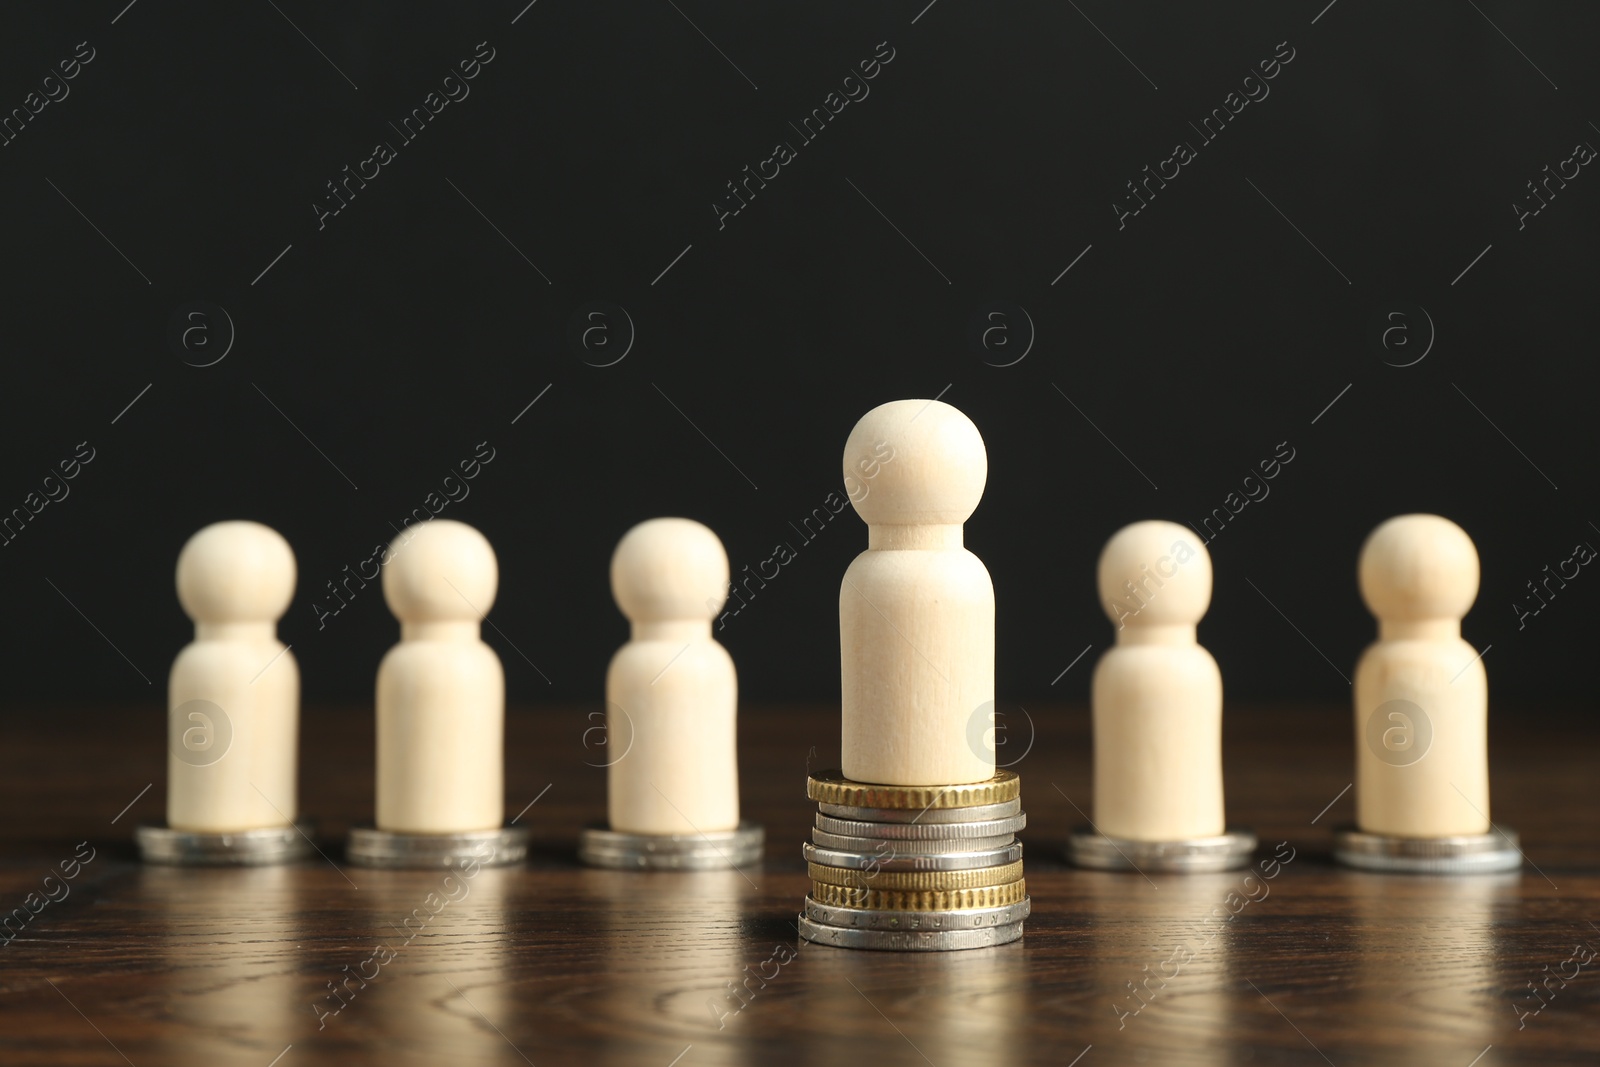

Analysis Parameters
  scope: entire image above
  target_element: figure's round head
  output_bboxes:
[1359,514,1478,622]
[843,399,987,526]
[611,517,730,622]
[381,520,498,622]
[1097,520,1212,627]
[176,520,296,623]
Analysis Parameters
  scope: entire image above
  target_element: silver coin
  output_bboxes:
[578,821,764,871]
[137,821,316,867]
[1067,827,1256,873]
[811,829,1016,854]
[804,841,1023,872]
[818,798,1022,824]
[804,896,1032,931]
[347,825,529,868]
[1332,825,1522,874]
[815,812,1026,840]
[796,913,1025,951]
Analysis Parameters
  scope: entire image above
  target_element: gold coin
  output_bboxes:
[806,770,1021,810]
[807,859,1024,891]
[809,879,1029,911]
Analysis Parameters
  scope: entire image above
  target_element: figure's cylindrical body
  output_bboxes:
[1354,634,1489,836]
[840,531,995,785]
[167,634,300,832]
[1091,642,1224,840]
[376,633,505,833]
[606,622,740,834]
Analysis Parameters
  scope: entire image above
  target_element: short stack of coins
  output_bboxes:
[797,769,1029,951]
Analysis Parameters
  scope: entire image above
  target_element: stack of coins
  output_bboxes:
[797,770,1029,950]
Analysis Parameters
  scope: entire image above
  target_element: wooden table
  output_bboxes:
[2,703,1596,1066]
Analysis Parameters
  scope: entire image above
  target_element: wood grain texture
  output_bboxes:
[1,702,1596,1066]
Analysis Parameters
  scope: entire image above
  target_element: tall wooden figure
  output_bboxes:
[839,398,993,786]
[798,398,1030,953]
[578,517,762,870]
[1069,520,1254,871]
[347,519,528,868]
[137,520,313,865]
[1335,514,1520,873]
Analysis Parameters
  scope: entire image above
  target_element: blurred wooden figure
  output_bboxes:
[1336,514,1520,873]
[1069,520,1254,871]
[138,520,312,865]
[348,519,528,868]
[579,517,762,869]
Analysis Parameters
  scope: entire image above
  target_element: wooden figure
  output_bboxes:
[376,519,505,834]
[1355,514,1490,837]
[839,399,994,786]
[1091,520,1224,841]
[168,521,299,832]
[606,517,740,835]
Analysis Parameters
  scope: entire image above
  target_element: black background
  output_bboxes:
[1,1,1596,714]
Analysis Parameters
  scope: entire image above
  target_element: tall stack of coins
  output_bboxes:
[797,770,1030,950]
